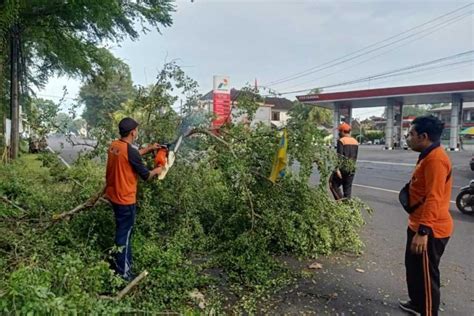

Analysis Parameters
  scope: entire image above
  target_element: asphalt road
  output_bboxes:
[47,138,473,314]
[47,135,96,163]
[351,146,474,315]
[285,145,474,315]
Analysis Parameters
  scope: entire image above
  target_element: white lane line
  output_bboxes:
[353,183,456,204]
[353,184,398,194]
[358,160,416,167]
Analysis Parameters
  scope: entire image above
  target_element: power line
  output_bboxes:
[264,3,473,87]
[275,50,474,95]
[319,55,474,91]
[278,9,473,92]
[349,59,473,83]
[318,60,471,95]
[268,8,472,87]
[37,93,76,100]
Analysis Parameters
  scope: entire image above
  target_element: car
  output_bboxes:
[470,155,474,171]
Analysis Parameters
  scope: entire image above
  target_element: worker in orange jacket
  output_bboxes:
[399,115,453,316]
[329,122,359,200]
[105,117,164,281]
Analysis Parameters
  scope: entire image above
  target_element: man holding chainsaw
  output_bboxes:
[105,117,164,281]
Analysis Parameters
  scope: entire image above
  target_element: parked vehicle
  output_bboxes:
[456,180,474,215]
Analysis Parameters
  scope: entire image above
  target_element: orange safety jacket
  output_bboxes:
[408,144,453,238]
[337,136,359,173]
[105,140,150,205]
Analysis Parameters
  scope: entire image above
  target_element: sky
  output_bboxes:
[37,0,474,120]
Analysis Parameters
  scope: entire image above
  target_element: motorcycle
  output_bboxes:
[456,180,474,215]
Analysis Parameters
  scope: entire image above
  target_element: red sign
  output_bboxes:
[212,92,231,128]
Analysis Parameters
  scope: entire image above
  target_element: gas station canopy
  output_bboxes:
[297,81,474,151]
[297,81,474,109]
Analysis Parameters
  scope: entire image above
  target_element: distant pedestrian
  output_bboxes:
[398,115,453,316]
[329,122,359,200]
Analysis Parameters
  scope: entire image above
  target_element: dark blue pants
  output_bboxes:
[112,203,136,279]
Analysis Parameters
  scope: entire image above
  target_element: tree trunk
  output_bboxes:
[0,46,4,149]
[9,24,19,160]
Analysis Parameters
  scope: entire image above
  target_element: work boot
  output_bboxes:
[122,271,136,282]
[398,299,421,316]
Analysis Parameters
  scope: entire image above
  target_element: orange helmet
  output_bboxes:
[338,122,351,133]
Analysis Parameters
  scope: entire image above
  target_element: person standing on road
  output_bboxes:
[329,122,359,200]
[399,115,453,316]
[105,117,164,281]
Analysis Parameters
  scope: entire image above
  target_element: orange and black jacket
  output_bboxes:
[105,140,150,205]
[337,136,359,174]
[408,143,453,238]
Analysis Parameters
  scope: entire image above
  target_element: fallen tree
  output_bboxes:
[0,63,368,314]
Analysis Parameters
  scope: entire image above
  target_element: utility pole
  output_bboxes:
[9,24,20,160]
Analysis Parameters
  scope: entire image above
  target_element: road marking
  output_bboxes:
[358,160,416,167]
[353,183,456,204]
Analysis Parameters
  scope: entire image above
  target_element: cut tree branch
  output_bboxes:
[116,270,149,300]
[52,186,106,221]
[99,270,149,301]
[186,128,238,159]
[65,134,99,149]
[1,196,27,213]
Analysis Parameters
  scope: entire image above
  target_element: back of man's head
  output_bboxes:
[412,115,444,142]
[119,117,139,137]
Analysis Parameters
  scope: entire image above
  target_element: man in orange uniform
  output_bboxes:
[105,117,163,281]
[329,122,359,200]
[399,116,453,316]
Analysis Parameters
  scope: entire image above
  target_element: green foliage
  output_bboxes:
[0,0,176,150]
[24,98,60,137]
[364,130,385,142]
[0,64,369,313]
[233,87,262,121]
[0,0,175,89]
[80,52,136,129]
[402,105,429,117]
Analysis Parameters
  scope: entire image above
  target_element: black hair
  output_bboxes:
[411,115,444,142]
[120,130,132,138]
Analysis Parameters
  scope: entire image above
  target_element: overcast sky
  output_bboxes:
[38,0,473,119]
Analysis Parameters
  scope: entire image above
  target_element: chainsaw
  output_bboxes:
[153,134,184,180]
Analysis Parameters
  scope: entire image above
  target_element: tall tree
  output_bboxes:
[0,0,175,159]
[299,88,332,126]
[401,105,428,117]
[80,52,136,129]
[24,97,59,137]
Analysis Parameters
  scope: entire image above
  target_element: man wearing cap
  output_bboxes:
[105,117,163,281]
[329,122,359,200]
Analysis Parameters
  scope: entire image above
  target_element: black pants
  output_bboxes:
[405,228,449,316]
[112,203,136,279]
[329,171,355,200]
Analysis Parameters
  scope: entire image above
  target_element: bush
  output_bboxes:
[0,65,369,313]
